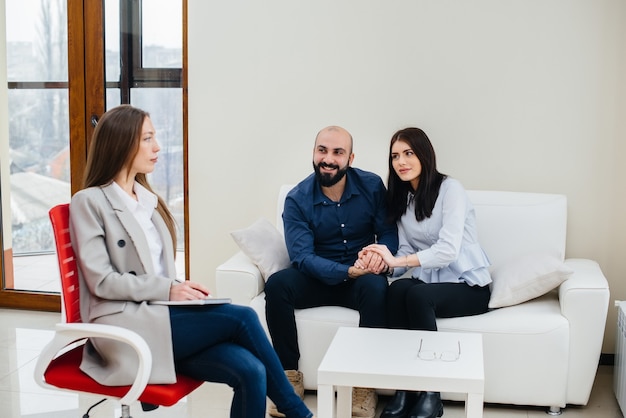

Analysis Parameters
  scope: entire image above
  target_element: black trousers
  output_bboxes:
[386,278,491,331]
[264,267,388,370]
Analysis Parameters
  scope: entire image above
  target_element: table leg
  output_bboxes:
[465,392,484,418]
[317,384,335,418]
[336,386,352,418]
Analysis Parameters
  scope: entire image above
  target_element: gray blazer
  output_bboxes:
[69,184,178,385]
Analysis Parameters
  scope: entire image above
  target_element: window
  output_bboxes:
[6,0,70,258]
[106,0,185,249]
[1,0,186,306]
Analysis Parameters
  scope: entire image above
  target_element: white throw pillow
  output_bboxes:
[230,218,291,281]
[488,252,574,309]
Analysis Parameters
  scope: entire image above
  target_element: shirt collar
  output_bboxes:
[111,181,158,213]
[312,167,358,205]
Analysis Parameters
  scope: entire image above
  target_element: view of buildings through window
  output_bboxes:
[4,0,184,292]
[6,0,70,255]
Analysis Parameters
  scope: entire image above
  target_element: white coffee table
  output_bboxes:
[317,327,484,418]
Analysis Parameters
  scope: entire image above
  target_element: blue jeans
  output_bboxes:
[169,304,312,418]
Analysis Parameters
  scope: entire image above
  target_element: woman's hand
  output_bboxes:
[360,244,397,268]
[169,281,211,301]
[354,246,387,274]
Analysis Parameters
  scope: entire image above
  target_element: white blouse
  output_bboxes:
[395,178,491,286]
[112,181,165,277]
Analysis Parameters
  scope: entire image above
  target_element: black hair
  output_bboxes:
[386,127,447,222]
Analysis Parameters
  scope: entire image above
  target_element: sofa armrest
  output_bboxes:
[560,258,610,404]
[215,251,265,305]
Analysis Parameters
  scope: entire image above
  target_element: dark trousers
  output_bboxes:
[264,267,388,370]
[387,278,491,331]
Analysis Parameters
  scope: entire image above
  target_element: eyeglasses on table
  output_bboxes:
[417,338,461,362]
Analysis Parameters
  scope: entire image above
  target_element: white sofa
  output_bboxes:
[216,186,610,413]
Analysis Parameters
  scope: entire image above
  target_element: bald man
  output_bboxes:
[265,126,398,418]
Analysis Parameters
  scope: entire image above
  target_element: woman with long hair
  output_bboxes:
[357,127,491,418]
[70,104,313,418]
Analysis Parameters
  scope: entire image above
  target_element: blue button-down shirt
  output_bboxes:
[283,167,398,285]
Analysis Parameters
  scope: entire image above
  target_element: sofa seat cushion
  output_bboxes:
[250,293,359,389]
[251,290,569,396]
[252,289,565,336]
[250,292,360,334]
[440,293,569,406]
[438,291,566,334]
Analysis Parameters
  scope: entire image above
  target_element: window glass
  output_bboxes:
[5,0,68,82]
[6,0,70,256]
[105,0,120,82]
[4,0,70,294]
[141,0,182,68]
[131,88,184,248]
[106,88,121,109]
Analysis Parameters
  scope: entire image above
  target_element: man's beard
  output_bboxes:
[313,161,349,187]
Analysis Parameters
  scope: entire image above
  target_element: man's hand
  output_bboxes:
[350,249,388,277]
[348,265,373,279]
[360,244,396,268]
[356,248,389,273]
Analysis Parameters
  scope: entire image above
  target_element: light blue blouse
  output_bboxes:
[394,178,491,286]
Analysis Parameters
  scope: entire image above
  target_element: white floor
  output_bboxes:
[0,308,622,418]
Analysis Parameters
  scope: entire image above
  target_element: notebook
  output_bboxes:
[149,297,231,306]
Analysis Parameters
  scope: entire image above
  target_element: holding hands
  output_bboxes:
[355,243,404,275]
[348,249,387,277]
[358,244,396,267]
[351,245,392,276]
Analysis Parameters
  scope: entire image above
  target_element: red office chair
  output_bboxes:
[34,204,203,418]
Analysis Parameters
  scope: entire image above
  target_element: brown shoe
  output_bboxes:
[352,387,377,418]
[268,370,304,417]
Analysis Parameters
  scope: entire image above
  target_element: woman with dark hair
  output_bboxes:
[356,127,492,418]
[70,104,313,418]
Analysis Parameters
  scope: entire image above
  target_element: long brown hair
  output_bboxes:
[83,104,177,250]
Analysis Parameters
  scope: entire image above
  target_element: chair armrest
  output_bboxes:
[559,258,610,404]
[215,251,265,305]
[34,322,152,406]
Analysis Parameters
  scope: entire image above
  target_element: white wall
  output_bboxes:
[188,0,626,352]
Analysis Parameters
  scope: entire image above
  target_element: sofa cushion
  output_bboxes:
[439,294,570,406]
[488,252,573,308]
[230,218,290,281]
